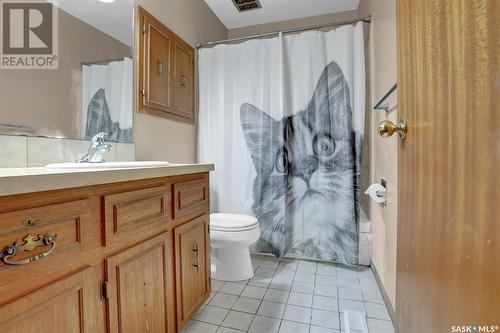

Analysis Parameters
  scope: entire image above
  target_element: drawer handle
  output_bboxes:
[0,234,57,265]
[193,243,199,273]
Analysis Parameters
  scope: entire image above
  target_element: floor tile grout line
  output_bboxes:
[197,255,395,333]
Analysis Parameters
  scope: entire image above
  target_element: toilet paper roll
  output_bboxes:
[364,183,387,203]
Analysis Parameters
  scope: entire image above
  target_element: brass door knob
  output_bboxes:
[378,117,407,140]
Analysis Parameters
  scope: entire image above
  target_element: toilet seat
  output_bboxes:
[210,213,258,232]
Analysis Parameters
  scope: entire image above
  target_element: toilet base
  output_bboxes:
[211,246,254,281]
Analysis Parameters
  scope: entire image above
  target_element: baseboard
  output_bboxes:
[370,261,398,331]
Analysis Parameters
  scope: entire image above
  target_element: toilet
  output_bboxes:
[210,213,261,281]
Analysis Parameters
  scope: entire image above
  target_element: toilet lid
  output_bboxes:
[210,213,259,232]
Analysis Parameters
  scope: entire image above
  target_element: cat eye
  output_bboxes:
[314,135,335,157]
[275,150,289,174]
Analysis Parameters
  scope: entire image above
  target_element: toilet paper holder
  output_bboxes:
[364,178,388,207]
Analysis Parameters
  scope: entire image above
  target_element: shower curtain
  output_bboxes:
[81,57,133,142]
[198,23,365,265]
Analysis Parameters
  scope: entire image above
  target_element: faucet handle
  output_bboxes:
[92,132,107,145]
[76,132,112,163]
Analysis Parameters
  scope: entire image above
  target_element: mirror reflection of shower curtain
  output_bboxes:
[198,24,365,265]
[81,57,133,142]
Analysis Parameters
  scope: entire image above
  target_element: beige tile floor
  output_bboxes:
[181,255,395,333]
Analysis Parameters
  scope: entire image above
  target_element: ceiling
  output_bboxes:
[55,0,134,47]
[204,0,360,29]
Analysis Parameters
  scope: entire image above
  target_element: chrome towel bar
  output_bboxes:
[373,83,397,111]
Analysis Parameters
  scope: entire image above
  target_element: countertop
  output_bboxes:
[0,163,214,197]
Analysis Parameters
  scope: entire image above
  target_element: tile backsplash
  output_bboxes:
[0,135,135,167]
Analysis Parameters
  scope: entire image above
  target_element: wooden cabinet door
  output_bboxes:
[172,40,194,120]
[105,233,175,333]
[0,265,104,332]
[174,214,211,329]
[141,11,171,113]
[138,6,195,124]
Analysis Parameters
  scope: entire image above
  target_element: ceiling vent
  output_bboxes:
[231,0,262,12]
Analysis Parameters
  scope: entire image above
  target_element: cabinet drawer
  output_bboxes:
[173,178,209,220]
[0,199,98,304]
[103,185,172,246]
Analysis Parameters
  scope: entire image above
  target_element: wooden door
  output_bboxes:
[396,0,499,332]
[105,233,175,333]
[174,214,211,329]
[0,265,104,332]
[141,9,172,113]
[172,40,194,120]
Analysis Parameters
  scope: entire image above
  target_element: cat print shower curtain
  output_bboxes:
[198,24,365,265]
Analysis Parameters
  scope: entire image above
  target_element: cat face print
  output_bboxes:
[240,61,358,264]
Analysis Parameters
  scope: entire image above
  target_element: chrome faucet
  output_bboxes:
[76,132,112,163]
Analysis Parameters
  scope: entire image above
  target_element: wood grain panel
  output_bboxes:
[173,178,209,220]
[143,13,171,112]
[174,215,211,330]
[172,41,194,119]
[105,233,175,333]
[104,185,171,246]
[0,199,99,305]
[137,6,195,124]
[396,0,499,331]
[0,265,103,332]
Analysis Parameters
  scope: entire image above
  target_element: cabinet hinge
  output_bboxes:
[101,280,109,300]
[140,87,145,96]
[141,23,146,33]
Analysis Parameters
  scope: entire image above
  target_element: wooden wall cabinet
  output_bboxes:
[0,172,211,333]
[138,6,195,124]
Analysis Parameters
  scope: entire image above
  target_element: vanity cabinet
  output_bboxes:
[0,172,211,332]
[138,6,195,124]
[174,215,211,328]
[105,233,175,333]
[0,265,104,332]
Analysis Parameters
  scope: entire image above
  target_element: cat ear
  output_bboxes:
[307,61,352,138]
[240,103,280,172]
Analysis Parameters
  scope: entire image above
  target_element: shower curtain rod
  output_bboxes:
[195,15,370,48]
[81,56,132,66]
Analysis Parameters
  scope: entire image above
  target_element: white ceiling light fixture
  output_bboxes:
[98,0,115,3]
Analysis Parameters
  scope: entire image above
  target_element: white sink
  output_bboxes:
[45,161,170,169]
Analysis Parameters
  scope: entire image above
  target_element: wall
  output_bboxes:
[0,9,131,140]
[228,10,358,38]
[357,0,398,312]
[134,0,227,163]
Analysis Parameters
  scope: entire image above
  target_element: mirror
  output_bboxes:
[0,0,134,142]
